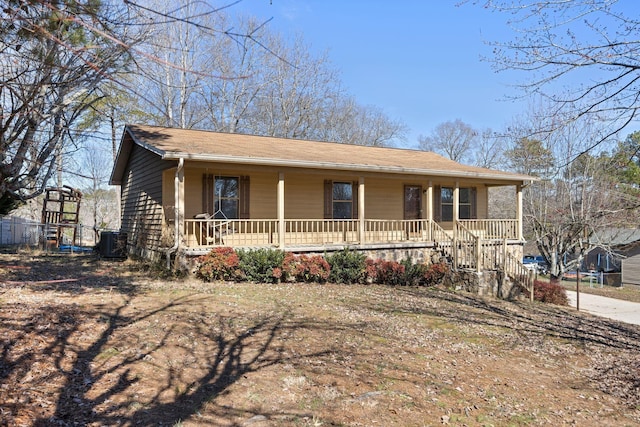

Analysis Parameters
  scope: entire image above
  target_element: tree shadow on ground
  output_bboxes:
[371,286,640,352]
[1,290,345,426]
[0,251,142,295]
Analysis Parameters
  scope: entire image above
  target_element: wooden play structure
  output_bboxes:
[41,186,82,248]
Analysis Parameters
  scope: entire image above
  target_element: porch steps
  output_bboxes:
[440,228,534,301]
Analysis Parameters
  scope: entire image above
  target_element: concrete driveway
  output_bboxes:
[566,290,640,326]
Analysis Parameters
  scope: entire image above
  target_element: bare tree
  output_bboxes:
[474,129,506,168]
[133,9,407,145]
[480,0,640,153]
[504,110,640,280]
[418,119,478,163]
[0,0,135,214]
[76,141,119,237]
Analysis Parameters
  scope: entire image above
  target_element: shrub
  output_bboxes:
[237,248,286,283]
[196,247,242,282]
[282,253,331,283]
[423,262,450,286]
[364,258,379,284]
[326,248,366,284]
[304,255,331,283]
[533,279,569,306]
[363,257,428,286]
[400,257,429,286]
[375,260,406,286]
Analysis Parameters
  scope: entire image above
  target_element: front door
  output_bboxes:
[404,185,422,220]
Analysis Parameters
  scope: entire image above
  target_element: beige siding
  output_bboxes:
[162,169,176,221]
[366,178,405,219]
[168,161,504,244]
[182,166,279,219]
[120,144,175,254]
[183,168,203,219]
[250,171,278,218]
[179,168,493,221]
[476,185,488,219]
[284,173,325,218]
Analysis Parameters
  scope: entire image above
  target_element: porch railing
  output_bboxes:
[185,218,451,247]
[183,218,522,249]
[505,251,535,301]
[457,219,519,240]
[454,221,480,271]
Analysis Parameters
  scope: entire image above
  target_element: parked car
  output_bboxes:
[523,255,549,275]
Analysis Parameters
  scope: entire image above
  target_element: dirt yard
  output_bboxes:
[1,250,639,426]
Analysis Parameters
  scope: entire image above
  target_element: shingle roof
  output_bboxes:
[111,124,535,185]
[589,228,640,246]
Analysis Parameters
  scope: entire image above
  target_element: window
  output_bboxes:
[440,187,475,221]
[332,182,353,219]
[324,180,358,219]
[202,174,250,219]
[215,176,239,219]
[459,187,472,219]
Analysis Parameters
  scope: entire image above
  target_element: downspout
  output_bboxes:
[165,158,184,269]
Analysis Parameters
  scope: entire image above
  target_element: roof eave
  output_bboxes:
[110,125,169,185]
[161,152,535,184]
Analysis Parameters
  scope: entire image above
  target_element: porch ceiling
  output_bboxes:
[113,124,536,185]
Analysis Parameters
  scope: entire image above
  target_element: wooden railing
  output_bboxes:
[185,218,454,248]
[505,251,535,301]
[185,218,279,247]
[183,218,521,251]
[365,219,430,242]
[457,219,519,240]
[454,222,480,271]
[283,219,359,246]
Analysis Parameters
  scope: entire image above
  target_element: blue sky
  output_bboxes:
[232,0,526,148]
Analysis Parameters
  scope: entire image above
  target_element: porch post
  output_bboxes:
[516,183,523,240]
[359,176,365,244]
[426,180,433,241]
[278,172,285,248]
[178,163,185,247]
[453,182,460,268]
[453,181,460,222]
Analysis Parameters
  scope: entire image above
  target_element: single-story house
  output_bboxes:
[109,125,536,294]
[584,228,640,286]
[585,228,640,272]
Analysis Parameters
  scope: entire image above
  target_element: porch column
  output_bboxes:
[516,183,523,240]
[453,181,460,222]
[278,172,285,248]
[426,181,433,221]
[359,176,365,244]
[426,180,433,241]
[177,159,185,247]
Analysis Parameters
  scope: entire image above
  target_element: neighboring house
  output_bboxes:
[110,125,537,293]
[621,243,640,286]
[586,228,640,286]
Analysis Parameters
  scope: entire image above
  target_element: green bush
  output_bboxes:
[326,248,366,284]
[400,257,430,286]
[195,247,242,282]
[533,279,569,305]
[237,248,286,283]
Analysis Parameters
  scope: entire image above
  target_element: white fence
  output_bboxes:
[0,216,98,247]
[0,216,41,245]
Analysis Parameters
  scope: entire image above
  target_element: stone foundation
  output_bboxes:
[453,269,527,300]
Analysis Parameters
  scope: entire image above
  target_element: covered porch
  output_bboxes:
[173,168,526,256]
